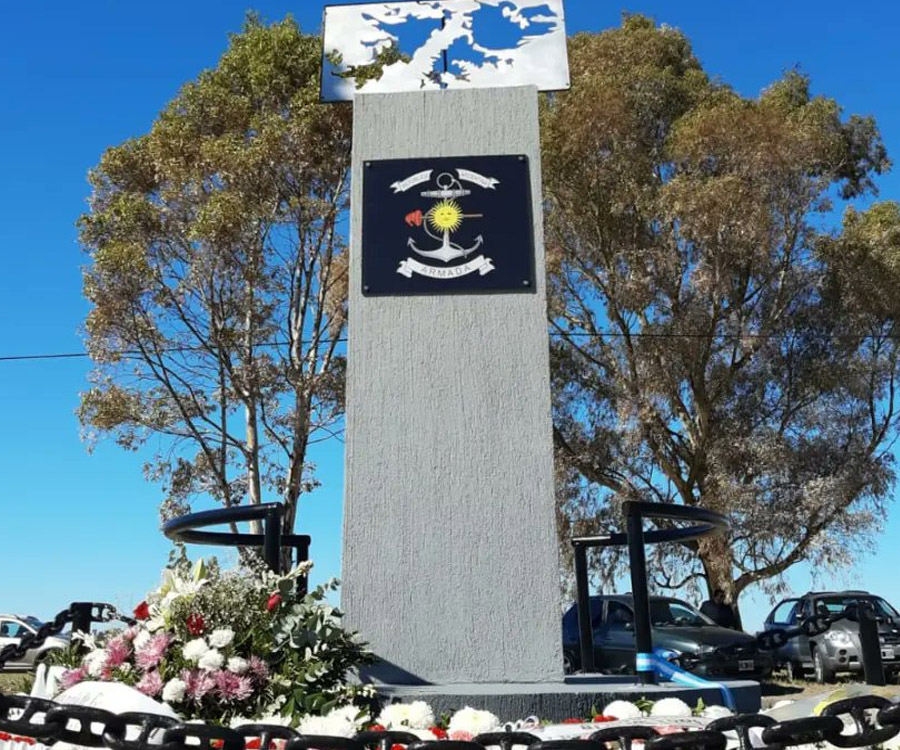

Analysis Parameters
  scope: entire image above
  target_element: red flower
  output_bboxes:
[592,715,616,723]
[430,728,448,740]
[133,601,150,621]
[186,613,205,635]
[266,593,283,612]
[369,725,387,733]
[562,718,586,724]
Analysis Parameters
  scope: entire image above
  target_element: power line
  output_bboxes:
[2,330,898,364]
[0,338,348,364]
[0,352,89,362]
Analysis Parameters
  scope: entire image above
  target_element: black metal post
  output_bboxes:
[263,507,283,574]
[69,602,94,636]
[858,600,886,686]
[573,542,596,673]
[295,538,310,597]
[624,501,656,684]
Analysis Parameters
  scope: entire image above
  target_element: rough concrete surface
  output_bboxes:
[341,86,562,685]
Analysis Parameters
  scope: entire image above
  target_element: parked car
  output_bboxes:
[0,615,69,670]
[562,594,773,679]
[762,590,900,683]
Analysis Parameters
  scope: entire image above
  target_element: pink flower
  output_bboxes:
[60,667,87,690]
[266,593,282,612]
[213,670,254,702]
[122,626,139,641]
[449,731,474,742]
[136,670,163,697]
[182,668,216,701]
[106,637,132,668]
[247,656,269,684]
[136,633,171,671]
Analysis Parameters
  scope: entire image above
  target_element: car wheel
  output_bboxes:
[813,647,835,684]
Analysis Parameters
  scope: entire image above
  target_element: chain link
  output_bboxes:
[0,602,895,750]
[0,608,73,670]
[0,698,898,750]
[0,603,135,671]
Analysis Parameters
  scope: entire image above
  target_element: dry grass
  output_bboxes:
[0,671,33,693]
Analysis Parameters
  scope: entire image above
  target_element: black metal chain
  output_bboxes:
[674,611,845,670]
[1,603,898,750]
[0,602,134,671]
[0,608,73,669]
[0,699,898,750]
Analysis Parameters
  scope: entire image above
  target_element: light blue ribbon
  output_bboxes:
[635,649,737,710]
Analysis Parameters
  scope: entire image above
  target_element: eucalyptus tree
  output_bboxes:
[79,16,351,542]
[543,15,900,617]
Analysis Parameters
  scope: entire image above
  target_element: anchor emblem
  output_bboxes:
[393,169,499,280]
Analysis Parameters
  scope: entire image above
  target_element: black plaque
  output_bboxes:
[361,154,536,296]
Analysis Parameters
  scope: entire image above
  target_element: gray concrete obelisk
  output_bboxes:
[341,85,562,685]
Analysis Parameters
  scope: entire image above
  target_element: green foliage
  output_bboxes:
[60,558,372,725]
[79,15,352,530]
[544,14,899,609]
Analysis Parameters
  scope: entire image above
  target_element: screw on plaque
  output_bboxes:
[523,280,531,286]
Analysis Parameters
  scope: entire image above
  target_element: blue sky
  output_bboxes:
[1,0,899,635]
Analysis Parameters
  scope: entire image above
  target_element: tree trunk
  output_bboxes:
[698,533,743,630]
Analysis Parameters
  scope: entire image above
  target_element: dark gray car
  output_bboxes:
[762,590,900,683]
[562,594,773,679]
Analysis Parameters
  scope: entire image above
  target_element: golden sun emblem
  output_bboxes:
[428,199,464,233]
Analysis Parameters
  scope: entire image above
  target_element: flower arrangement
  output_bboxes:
[283,697,733,741]
[56,556,374,725]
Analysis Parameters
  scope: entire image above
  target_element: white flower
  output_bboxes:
[701,705,734,720]
[378,701,435,730]
[84,649,107,678]
[447,707,501,734]
[296,716,335,736]
[650,698,692,718]
[118,663,132,675]
[182,638,210,662]
[162,678,187,704]
[133,630,152,651]
[145,617,166,633]
[603,701,643,720]
[227,657,249,674]
[296,706,370,737]
[231,715,292,729]
[198,648,224,671]
[329,705,370,731]
[209,629,234,649]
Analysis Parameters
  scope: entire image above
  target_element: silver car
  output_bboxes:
[0,615,69,670]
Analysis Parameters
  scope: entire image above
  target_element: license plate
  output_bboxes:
[883,647,894,660]
[738,659,754,671]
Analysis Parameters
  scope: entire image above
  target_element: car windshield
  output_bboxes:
[650,600,712,627]
[21,616,42,629]
[813,596,900,620]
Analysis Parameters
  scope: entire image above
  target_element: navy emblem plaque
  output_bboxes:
[361,155,536,296]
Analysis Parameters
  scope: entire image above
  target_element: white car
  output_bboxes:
[0,615,69,670]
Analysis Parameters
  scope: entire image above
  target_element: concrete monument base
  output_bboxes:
[374,678,762,719]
